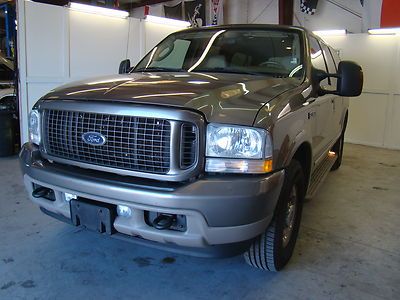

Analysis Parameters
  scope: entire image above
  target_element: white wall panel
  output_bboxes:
[27,83,62,109]
[126,18,143,65]
[385,95,400,149]
[69,11,129,79]
[345,94,388,147]
[392,43,400,95]
[25,1,67,78]
[324,34,400,150]
[143,21,183,51]
[323,35,397,92]
[247,0,278,24]
[18,0,186,143]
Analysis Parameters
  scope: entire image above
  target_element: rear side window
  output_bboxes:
[329,47,341,69]
[321,43,337,90]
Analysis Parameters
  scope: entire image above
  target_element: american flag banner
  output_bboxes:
[300,0,319,15]
[210,0,224,25]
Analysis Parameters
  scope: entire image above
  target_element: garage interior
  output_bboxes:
[1,0,399,299]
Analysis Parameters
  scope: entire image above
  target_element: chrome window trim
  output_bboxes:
[37,100,205,182]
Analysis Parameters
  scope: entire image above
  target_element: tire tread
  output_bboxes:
[244,160,305,272]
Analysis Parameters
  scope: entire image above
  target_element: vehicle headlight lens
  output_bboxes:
[29,109,41,145]
[205,124,273,173]
[206,124,267,159]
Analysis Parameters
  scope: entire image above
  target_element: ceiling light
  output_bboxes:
[368,27,400,35]
[69,2,129,18]
[313,29,347,36]
[145,15,190,28]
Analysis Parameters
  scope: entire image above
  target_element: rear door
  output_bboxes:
[309,36,335,162]
[320,42,343,141]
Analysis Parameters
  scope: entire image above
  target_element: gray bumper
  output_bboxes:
[20,143,284,249]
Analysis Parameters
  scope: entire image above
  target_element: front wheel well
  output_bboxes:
[292,143,312,190]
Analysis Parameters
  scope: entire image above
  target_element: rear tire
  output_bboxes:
[330,133,344,171]
[244,160,305,271]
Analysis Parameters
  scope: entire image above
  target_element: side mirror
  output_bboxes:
[119,59,131,74]
[336,61,363,97]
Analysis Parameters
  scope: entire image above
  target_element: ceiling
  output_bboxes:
[119,0,171,9]
[31,0,172,10]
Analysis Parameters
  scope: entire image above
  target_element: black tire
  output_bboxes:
[331,115,348,171]
[330,133,344,171]
[244,160,305,271]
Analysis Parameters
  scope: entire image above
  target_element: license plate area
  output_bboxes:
[70,199,116,234]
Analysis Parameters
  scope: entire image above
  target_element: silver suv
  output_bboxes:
[20,25,363,271]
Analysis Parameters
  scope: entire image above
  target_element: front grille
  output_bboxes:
[43,110,173,174]
[180,123,197,169]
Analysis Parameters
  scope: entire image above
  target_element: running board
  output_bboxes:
[306,152,337,199]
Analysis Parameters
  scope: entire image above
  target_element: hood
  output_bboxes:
[42,72,299,125]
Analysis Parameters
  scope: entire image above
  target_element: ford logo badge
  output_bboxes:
[82,132,106,146]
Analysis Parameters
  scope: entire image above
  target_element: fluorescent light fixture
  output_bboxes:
[313,29,347,36]
[69,2,129,18]
[145,15,190,28]
[368,27,400,35]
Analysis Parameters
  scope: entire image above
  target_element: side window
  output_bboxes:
[321,43,337,90]
[329,47,341,69]
[309,36,329,87]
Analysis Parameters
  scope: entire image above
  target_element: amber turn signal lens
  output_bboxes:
[263,159,273,173]
[205,158,274,174]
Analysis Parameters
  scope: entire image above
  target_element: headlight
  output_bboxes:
[29,109,41,145]
[205,124,273,174]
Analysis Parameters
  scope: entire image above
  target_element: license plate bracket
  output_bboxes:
[70,199,115,234]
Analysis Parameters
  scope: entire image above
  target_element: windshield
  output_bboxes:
[133,29,304,78]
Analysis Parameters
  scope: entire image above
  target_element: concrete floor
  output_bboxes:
[0,144,399,300]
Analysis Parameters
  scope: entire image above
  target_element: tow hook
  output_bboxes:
[32,186,52,198]
[152,214,175,230]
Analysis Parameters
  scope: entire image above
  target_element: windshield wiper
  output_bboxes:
[132,67,185,72]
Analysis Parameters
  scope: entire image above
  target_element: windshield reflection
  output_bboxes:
[133,29,304,79]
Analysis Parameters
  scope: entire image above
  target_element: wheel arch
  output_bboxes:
[290,142,313,192]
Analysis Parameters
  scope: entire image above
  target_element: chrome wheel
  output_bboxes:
[282,186,297,248]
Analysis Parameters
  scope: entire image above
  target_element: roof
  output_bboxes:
[181,24,308,34]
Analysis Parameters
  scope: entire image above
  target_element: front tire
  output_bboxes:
[244,160,305,271]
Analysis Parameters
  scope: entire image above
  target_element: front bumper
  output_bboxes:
[20,143,284,256]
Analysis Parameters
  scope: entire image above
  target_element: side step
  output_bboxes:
[306,152,337,199]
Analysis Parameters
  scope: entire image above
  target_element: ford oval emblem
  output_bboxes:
[82,132,106,146]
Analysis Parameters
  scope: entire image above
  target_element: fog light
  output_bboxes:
[117,205,132,217]
[64,193,77,202]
